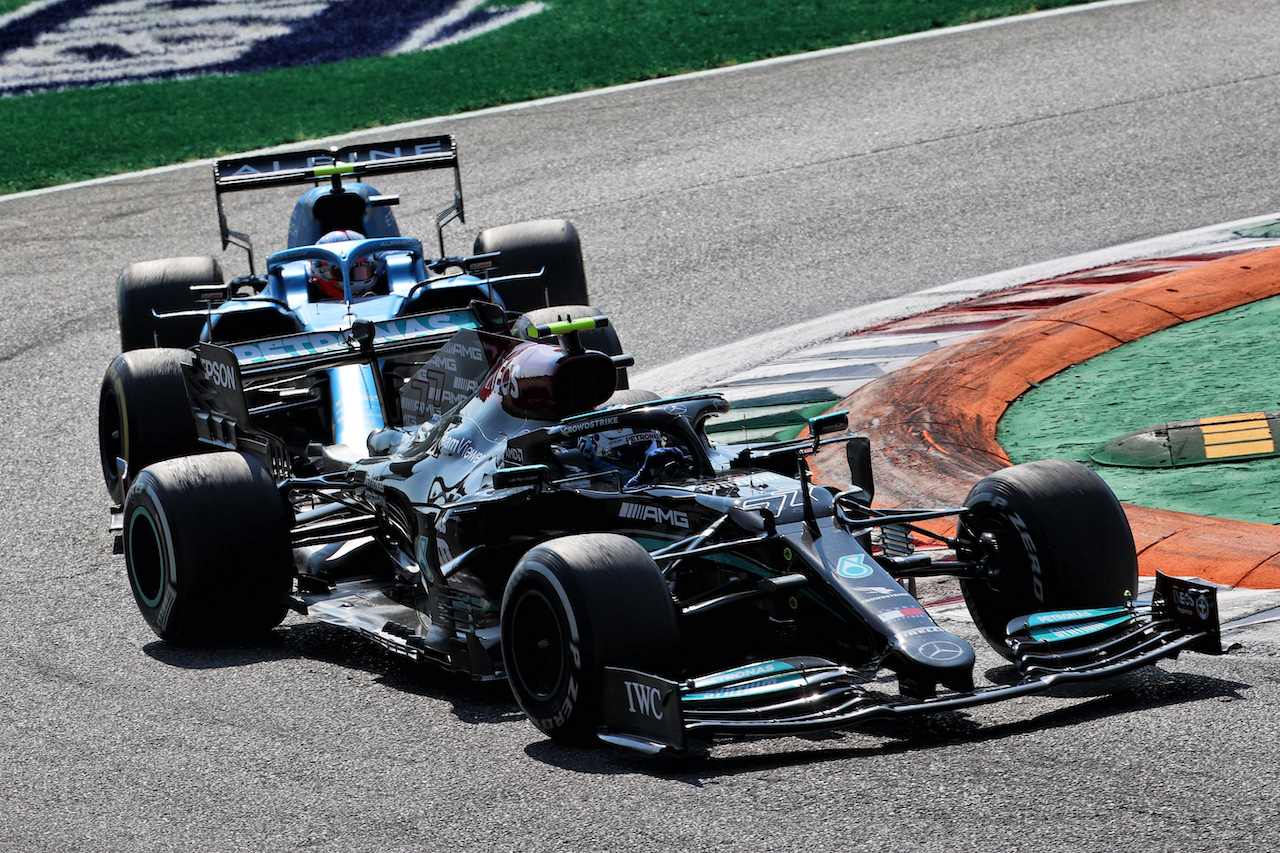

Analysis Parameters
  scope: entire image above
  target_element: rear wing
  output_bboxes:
[214,134,465,262]
[182,303,500,479]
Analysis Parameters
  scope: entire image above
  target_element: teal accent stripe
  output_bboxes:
[1028,615,1130,643]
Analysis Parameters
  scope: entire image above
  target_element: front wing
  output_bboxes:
[598,573,1224,754]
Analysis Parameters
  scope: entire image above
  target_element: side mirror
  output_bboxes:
[464,252,500,276]
[845,436,875,505]
[809,410,849,437]
[468,299,507,331]
[494,464,548,491]
[349,320,376,350]
[808,410,849,452]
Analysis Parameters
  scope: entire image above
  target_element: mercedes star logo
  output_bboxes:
[920,640,965,662]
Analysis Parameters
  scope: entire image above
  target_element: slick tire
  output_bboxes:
[123,452,293,645]
[473,219,589,313]
[98,348,207,505]
[118,256,223,351]
[501,534,680,745]
[957,459,1137,658]
[514,305,629,390]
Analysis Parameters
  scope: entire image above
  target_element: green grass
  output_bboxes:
[999,296,1280,525]
[0,0,1095,194]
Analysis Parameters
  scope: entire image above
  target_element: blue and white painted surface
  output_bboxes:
[642,215,1280,445]
[0,0,544,96]
[697,330,973,444]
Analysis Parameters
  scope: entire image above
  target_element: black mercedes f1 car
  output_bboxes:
[116,302,1224,754]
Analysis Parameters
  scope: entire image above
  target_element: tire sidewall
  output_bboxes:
[98,349,204,505]
[958,460,1137,654]
[501,560,591,736]
[99,358,132,505]
[500,533,679,743]
[123,472,184,640]
[121,453,293,645]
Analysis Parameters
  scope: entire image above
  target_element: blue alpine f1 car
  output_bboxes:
[99,134,605,503]
[113,303,1226,755]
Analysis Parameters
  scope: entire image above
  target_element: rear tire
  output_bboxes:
[514,305,629,390]
[957,460,1137,657]
[98,348,206,505]
[123,452,293,645]
[473,219,589,312]
[118,256,223,351]
[501,534,680,744]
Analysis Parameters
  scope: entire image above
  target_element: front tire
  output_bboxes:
[473,219,589,313]
[123,452,293,645]
[957,459,1137,657]
[98,348,206,505]
[118,256,223,351]
[501,534,680,744]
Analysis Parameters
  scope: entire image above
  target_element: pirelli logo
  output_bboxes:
[618,503,689,529]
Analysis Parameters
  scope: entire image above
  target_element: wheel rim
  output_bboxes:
[127,508,165,608]
[508,588,567,702]
[958,507,1026,592]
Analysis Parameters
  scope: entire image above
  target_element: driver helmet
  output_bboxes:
[577,428,660,470]
[310,230,381,299]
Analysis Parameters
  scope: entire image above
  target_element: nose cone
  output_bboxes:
[890,629,976,691]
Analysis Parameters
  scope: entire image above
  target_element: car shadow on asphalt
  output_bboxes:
[141,619,525,729]
[141,619,1249,779]
[522,665,1251,782]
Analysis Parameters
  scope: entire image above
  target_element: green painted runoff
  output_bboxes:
[998,294,1280,525]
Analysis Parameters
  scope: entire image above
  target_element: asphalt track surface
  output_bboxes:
[4,1,1280,850]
